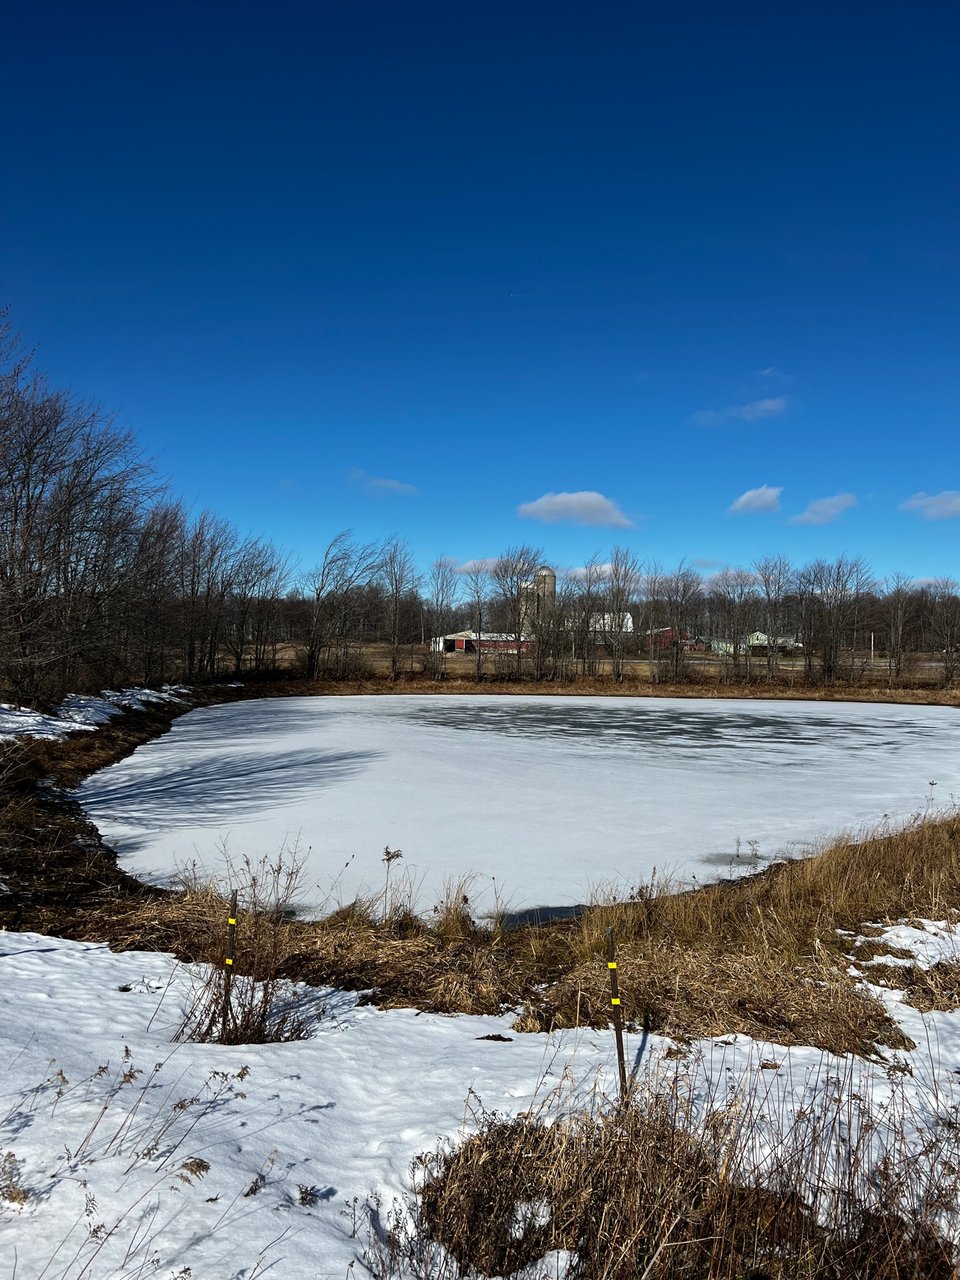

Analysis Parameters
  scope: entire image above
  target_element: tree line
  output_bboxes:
[305,541,960,690]
[2,311,958,706]
[0,315,293,706]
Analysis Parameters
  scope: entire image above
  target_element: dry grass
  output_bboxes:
[507,813,960,1052]
[10,810,960,1058]
[515,944,908,1054]
[173,857,320,1044]
[860,961,960,1014]
[109,810,960,1056]
[367,1067,960,1279]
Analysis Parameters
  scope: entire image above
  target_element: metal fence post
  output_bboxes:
[222,889,238,1041]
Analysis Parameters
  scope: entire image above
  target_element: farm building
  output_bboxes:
[590,613,635,635]
[432,631,534,654]
[643,627,708,652]
[643,627,685,649]
[519,566,557,632]
[747,632,803,653]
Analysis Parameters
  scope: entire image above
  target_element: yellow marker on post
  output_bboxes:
[222,889,239,1041]
[605,927,628,1101]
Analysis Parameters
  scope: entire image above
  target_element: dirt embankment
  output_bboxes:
[0,681,292,931]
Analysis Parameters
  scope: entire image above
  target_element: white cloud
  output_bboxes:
[693,397,788,427]
[567,563,614,581]
[349,469,417,495]
[517,491,633,528]
[789,493,857,526]
[728,485,783,515]
[734,397,788,421]
[900,491,960,521]
[457,557,499,575]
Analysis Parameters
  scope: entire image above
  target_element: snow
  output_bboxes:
[0,704,70,740]
[0,687,187,742]
[852,919,960,968]
[0,931,612,1279]
[3,920,960,1278]
[76,694,960,914]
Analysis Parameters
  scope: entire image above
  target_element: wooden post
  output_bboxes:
[606,927,628,1102]
[222,889,238,1042]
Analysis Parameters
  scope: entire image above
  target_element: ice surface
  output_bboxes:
[76,695,960,914]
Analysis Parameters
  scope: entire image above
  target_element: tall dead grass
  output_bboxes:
[12,784,960,1058]
[165,811,959,1056]
[366,1060,960,1279]
[174,856,317,1044]
[514,812,960,1052]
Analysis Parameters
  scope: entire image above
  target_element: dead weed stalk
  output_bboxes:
[175,854,316,1045]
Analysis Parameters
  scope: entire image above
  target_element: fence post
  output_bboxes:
[222,889,238,1042]
[606,927,628,1102]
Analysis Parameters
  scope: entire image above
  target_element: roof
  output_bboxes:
[440,631,524,642]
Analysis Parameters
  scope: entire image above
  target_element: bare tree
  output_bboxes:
[0,370,150,703]
[176,511,239,678]
[568,557,605,678]
[605,546,641,683]
[123,500,186,685]
[798,556,874,686]
[380,536,421,681]
[463,561,491,684]
[710,567,758,682]
[550,573,581,681]
[928,579,960,687]
[222,538,291,675]
[638,561,664,681]
[426,556,459,680]
[492,544,543,680]
[882,572,914,684]
[660,564,702,683]
[753,554,793,681]
[305,531,382,679]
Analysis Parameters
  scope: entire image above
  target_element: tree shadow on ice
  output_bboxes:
[161,698,367,747]
[79,748,381,829]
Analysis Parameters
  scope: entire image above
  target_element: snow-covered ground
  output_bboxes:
[0,930,613,1278]
[76,695,960,914]
[0,687,188,741]
[2,921,960,1279]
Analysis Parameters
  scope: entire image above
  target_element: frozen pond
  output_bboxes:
[77,695,960,914]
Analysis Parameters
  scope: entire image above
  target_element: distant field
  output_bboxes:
[264,639,960,695]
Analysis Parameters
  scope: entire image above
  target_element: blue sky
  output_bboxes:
[2,1,957,580]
